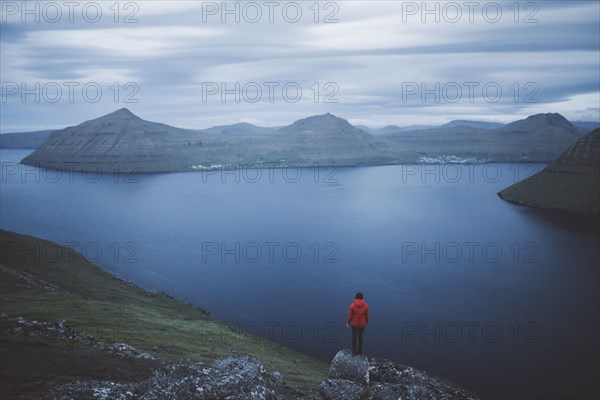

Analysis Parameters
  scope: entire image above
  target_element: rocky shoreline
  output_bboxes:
[1,229,479,399]
[319,350,479,400]
[2,315,478,399]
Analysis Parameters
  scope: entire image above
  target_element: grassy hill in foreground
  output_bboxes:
[0,229,328,399]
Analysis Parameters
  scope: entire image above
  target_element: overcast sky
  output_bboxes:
[1,0,599,132]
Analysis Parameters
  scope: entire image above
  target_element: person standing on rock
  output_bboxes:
[347,292,369,355]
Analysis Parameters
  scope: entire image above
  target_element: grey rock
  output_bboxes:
[202,355,278,399]
[328,349,369,386]
[43,355,279,400]
[367,358,404,384]
[318,352,479,400]
[272,371,284,386]
[43,380,135,400]
[138,352,155,360]
[318,378,368,400]
[370,358,479,400]
[0,314,94,344]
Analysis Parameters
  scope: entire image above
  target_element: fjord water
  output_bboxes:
[1,149,598,399]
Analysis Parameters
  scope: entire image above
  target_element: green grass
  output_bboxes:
[0,229,328,398]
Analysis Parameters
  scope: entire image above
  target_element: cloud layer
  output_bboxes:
[1,0,599,131]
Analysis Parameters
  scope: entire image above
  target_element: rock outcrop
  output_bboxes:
[319,350,479,400]
[498,128,600,214]
[42,355,280,400]
[328,349,370,385]
[1,314,280,399]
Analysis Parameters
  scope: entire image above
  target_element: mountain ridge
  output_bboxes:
[440,120,505,130]
[18,109,591,171]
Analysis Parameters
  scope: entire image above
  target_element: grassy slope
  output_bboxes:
[0,229,328,398]
[498,130,600,215]
[498,163,600,214]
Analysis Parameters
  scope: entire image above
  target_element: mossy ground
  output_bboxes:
[0,229,328,399]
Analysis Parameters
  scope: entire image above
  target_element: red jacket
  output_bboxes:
[348,299,369,328]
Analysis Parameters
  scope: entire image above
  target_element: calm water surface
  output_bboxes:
[1,149,598,399]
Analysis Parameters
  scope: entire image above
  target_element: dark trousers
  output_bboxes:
[351,326,365,355]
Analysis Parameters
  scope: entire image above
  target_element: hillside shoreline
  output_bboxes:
[0,229,478,399]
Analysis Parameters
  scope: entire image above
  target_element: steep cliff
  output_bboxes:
[498,129,600,215]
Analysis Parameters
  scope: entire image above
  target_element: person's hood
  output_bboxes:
[353,298,366,308]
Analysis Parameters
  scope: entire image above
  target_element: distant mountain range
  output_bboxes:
[198,122,279,136]
[572,121,600,132]
[356,124,437,134]
[439,120,506,130]
[498,129,600,215]
[369,113,584,163]
[14,109,599,172]
[0,130,55,149]
[4,115,598,149]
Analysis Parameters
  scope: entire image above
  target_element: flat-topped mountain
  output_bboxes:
[498,129,600,215]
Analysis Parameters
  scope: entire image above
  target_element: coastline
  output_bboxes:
[0,228,329,398]
[0,228,479,399]
[16,157,552,175]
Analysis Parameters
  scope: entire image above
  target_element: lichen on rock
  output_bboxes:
[42,355,280,400]
[318,350,479,400]
[328,349,370,385]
